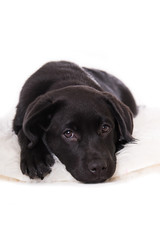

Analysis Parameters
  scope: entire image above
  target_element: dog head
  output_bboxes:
[23,86,134,183]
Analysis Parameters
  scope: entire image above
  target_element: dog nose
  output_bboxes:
[88,161,107,176]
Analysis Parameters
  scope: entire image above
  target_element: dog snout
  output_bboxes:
[88,160,108,177]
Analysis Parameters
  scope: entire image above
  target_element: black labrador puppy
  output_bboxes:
[13,61,138,183]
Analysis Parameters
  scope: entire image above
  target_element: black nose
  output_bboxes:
[88,161,107,176]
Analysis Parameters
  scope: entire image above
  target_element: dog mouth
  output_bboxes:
[69,164,116,184]
[73,174,112,184]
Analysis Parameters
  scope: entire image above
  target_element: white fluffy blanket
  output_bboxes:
[0,106,160,183]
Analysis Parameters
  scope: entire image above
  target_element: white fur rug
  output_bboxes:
[0,106,160,183]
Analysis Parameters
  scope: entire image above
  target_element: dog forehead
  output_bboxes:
[60,86,103,105]
[56,92,113,122]
[49,86,114,123]
[63,90,103,111]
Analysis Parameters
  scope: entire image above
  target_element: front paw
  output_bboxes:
[20,150,55,180]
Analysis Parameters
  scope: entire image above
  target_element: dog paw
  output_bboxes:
[20,151,55,180]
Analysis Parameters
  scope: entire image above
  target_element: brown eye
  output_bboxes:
[63,130,74,138]
[101,124,110,134]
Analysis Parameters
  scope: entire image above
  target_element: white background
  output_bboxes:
[0,1,160,239]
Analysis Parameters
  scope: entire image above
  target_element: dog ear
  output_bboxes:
[23,94,64,149]
[104,92,134,149]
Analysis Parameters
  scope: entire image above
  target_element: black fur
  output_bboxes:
[13,61,137,183]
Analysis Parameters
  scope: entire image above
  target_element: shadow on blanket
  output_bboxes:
[0,106,160,183]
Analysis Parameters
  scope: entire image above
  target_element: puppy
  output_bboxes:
[13,61,137,183]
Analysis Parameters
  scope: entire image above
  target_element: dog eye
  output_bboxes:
[63,130,74,138]
[101,124,110,134]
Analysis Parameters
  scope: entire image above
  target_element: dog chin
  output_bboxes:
[69,167,116,184]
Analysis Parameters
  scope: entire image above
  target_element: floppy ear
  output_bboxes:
[104,92,134,149]
[23,94,63,149]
